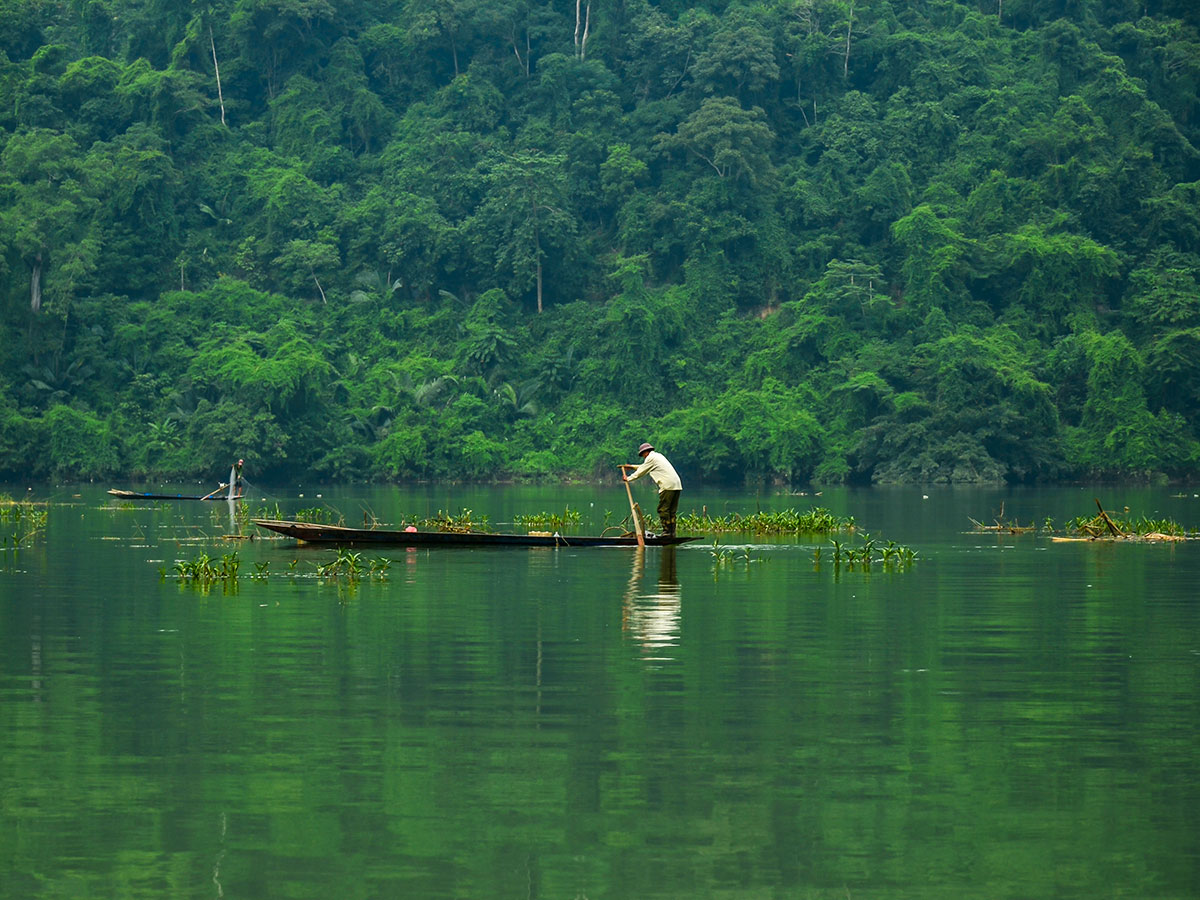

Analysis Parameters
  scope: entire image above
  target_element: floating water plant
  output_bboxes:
[233,503,253,528]
[709,539,769,571]
[316,547,364,579]
[1060,499,1196,541]
[406,508,489,533]
[513,507,583,528]
[1,497,48,549]
[172,551,241,587]
[815,533,917,570]
[165,547,389,588]
[678,507,855,536]
[316,547,390,582]
[296,506,340,524]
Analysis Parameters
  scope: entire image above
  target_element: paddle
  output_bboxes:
[199,483,229,501]
[619,465,646,547]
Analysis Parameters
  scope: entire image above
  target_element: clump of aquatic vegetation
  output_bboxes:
[968,502,1036,534]
[173,551,241,587]
[678,507,855,536]
[210,502,255,529]
[709,539,769,571]
[165,548,390,590]
[513,507,583,528]
[970,499,1197,541]
[296,506,342,524]
[813,534,918,570]
[1,496,48,548]
[315,547,391,583]
[1063,508,1195,539]
[405,508,489,533]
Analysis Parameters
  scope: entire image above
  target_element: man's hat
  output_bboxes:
[638,442,654,454]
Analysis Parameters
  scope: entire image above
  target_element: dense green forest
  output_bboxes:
[2,0,1198,484]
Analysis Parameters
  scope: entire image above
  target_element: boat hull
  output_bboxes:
[108,489,242,501]
[252,519,696,548]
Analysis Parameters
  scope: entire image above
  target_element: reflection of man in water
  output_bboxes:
[659,546,677,588]
[622,548,682,659]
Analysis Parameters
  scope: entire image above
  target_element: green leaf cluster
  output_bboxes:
[1,0,1198,483]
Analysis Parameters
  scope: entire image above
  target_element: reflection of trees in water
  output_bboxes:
[622,548,682,661]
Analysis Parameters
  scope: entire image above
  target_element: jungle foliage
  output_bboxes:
[2,0,1199,484]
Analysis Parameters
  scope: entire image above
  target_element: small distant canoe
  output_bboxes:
[252,519,697,548]
[108,489,243,501]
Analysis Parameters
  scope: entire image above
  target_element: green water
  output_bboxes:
[2,484,1199,899]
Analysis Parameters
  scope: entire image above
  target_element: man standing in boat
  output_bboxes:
[623,442,682,537]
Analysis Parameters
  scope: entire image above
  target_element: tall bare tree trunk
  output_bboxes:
[581,2,591,61]
[843,1,854,79]
[31,254,42,312]
[209,25,226,126]
[510,28,528,76]
[533,205,543,313]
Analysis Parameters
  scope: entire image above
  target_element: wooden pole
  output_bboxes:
[619,466,646,547]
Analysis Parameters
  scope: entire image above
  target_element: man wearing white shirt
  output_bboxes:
[623,442,683,537]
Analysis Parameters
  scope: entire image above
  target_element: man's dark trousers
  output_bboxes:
[657,489,681,536]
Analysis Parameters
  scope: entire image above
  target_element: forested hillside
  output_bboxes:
[2,0,1198,484]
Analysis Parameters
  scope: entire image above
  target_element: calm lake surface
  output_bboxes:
[2,483,1198,900]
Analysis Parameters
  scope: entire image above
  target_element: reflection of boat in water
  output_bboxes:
[252,519,698,548]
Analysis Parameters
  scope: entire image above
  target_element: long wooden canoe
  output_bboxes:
[252,518,697,547]
[108,489,243,501]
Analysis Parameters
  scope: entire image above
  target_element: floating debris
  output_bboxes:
[1056,499,1197,542]
[968,502,1035,534]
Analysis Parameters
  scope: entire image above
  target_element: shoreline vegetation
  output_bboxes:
[2,2,1199,487]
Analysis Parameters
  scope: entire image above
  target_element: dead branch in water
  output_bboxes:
[968,501,1035,533]
[1094,498,1126,537]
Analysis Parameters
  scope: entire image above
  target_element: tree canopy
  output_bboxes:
[2,0,1198,484]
